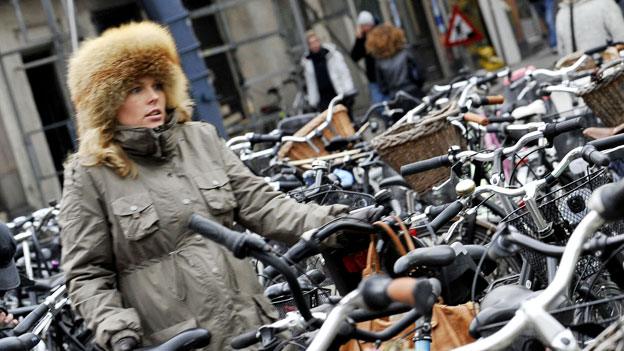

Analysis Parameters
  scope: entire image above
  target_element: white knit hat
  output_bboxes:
[357,11,375,25]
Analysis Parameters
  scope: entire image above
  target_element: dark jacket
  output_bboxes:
[375,46,425,98]
[351,36,377,83]
[59,112,348,350]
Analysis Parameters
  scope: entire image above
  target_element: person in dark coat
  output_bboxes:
[350,11,387,103]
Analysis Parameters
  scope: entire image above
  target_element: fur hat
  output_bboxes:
[67,21,192,138]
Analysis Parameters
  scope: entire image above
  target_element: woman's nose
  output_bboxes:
[147,87,160,102]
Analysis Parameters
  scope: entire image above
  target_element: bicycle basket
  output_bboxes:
[270,288,331,318]
[503,169,624,285]
[580,64,624,128]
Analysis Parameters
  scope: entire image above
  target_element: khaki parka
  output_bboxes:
[59,112,348,350]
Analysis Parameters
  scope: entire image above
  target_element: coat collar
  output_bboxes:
[113,110,179,161]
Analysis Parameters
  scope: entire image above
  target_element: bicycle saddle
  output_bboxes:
[469,285,537,338]
[583,122,624,140]
[393,245,456,275]
[378,175,411,189]
[136,328,211,351]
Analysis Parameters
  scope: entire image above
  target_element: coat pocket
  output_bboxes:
[193,169,237,215]
[111,193,159,241]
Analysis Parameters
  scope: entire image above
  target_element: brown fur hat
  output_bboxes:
[67,21,192,138]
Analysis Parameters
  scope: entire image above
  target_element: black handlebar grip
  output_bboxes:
[429,200,463,232]
[476,72,497,85]
[360,275,393,311]
[400,156,452,176]
[0,333,40,351]
[487,116,515,123]
[428,90,449,106]
[542,117,584,139]
[592,179,624,221]
[263,240,315,279]
[140,328,211,351]
[276,180,302,192]
[188,214,241,255]
[581,145,610,167]
[13,304,48,336]
[583,42,624,55]
[426,203,452,218]
[249,133,282,144]
[230,330,260,349]
[588,133,624,151]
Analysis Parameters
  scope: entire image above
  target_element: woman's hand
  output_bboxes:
[0,311,18,328]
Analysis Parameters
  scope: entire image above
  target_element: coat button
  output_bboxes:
[212,268,219,274]
[195,234,203,240]
[129,205,138,212]
[182,198,191,205]
[212,180,219,186]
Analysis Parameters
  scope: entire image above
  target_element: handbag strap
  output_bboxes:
[392,215,416,251]
[373,221,408,256]
[362,234,381,277]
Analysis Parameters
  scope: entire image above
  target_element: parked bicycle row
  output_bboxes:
[4,34,624,351]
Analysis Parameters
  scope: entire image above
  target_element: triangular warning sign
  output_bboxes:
[443,5,483,47]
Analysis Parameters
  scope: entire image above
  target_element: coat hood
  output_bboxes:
[67,21,192,139]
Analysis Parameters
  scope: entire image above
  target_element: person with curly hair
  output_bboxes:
[365,24,425,99]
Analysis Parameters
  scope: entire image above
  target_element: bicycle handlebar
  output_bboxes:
[359,275,441,314]
[188,214,314,321]
[0,333,40,351]
[137,328,211,351]
[262,219,375,280]
[400,155,452,177]
[188,214,270,259]
[12,304,47,336]
[429,200,464,232]
[587,132,624,151]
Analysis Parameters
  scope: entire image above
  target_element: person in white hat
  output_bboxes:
[351,11,387,103]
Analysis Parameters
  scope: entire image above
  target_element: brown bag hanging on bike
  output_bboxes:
[429,302,478,351]
[339,231,414,351]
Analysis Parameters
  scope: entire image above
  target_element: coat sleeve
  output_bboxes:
[203,125,349,244]
[351,37,366,62]
[59,158,142,348]
[332,50,355,95]
[604,0,624,42]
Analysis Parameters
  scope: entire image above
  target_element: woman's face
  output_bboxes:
[116,76,167,128]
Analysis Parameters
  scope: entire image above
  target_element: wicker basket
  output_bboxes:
[370,103,464,193]
[278,105,355,161]
[580,64,624,127]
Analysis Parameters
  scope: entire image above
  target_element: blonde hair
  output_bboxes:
[67,21,193,178]
[365,24,406,59]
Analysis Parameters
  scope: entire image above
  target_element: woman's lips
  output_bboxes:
[144,112,163,122]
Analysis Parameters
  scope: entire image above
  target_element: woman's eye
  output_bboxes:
[154,83,164,91]
[130,86,141,94]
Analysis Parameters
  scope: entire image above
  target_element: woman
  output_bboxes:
[302,31,355,111]
[555,0,624,55]
[59,21,348,350]
[365,24,425,99]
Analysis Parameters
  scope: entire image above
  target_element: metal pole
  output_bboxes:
[0,59,45,207]
[11,0,29,43]
[289,0,309,56]
[66,0,79,52]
